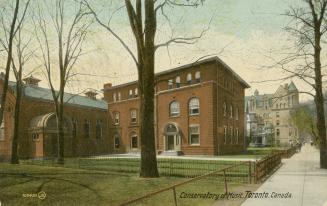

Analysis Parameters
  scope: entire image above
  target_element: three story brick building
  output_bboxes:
[103,57,250,155]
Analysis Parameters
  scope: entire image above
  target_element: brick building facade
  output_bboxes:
[0,56,249,160]
[0,75,109,161]
[103,57,250,155]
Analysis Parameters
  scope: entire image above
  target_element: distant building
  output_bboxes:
[103,57,250,155]
[245,82,299,146]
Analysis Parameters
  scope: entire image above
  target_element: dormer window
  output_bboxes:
[195,71,201,83]
[187,73,192,84]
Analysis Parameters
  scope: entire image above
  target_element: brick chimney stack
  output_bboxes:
[85,90,98,100]
[23,75,41,86]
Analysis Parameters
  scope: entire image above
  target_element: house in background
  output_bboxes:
[103,56,250,155]
[245,82,300,147]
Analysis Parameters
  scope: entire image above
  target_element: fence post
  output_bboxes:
[223,170,228,194]
[172,187,178,206]
[248,161,252,184]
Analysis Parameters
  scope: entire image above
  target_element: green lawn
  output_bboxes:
[21,157,253,178]
[0,163,244,206]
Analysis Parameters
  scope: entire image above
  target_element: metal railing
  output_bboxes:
[115,161,252,206]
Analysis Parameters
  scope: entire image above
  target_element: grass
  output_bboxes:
[21,157,253,178]
[0,163,245,206]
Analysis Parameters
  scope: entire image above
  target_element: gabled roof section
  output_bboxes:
[288,81,298,92]
[7,80,107,110]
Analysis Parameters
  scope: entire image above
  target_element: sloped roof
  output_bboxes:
[8,81,107,110]
[288,81,298,92]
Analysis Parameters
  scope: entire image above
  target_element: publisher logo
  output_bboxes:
[22,191,47,200]
[38,191,47,200]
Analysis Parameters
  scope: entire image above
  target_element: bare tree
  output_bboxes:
[34,0,90,164]
[0,0,20,129]
[84,0,207,177]
[264,0,327,168]
[11,20,34,164]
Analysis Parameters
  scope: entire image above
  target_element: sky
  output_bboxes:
[0,0,319,102]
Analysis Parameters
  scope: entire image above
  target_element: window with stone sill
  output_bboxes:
[189,97,200,115]
[114,112,120,125]
[176,76,181,88]
[189,126,200,145]
[169,101,180,117]
[130,109,137,123]
[168,79,173,90]
[84,119,91,138]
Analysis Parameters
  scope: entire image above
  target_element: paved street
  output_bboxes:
[241,144,327,206]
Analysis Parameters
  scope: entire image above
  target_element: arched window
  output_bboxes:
[131,134,138,148]
[114,134,120,149]
[169,101,180,117]
[223,102,227,116]
[195,71,201,83]
[189,98,200,115]
[176,76,181,88]
[230,105,233,118]
[187,73,192,84]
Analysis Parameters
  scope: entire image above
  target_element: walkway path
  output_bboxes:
[241,144,327,206]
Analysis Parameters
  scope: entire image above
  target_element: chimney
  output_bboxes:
[23,75,41,86]
[104,83,112,90]
[284,83,288,89]
[85,90,98,100]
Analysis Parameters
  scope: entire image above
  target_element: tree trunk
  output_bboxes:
[10,81,22,164]
[313,26,327,169]
[57,91,65,165]
[139,0,159,178]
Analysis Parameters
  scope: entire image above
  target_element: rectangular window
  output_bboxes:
[230,127,233,144]
[113,93,116,102]
[276,129,280,137]
[131,110,137,123]
[276,120,280,126]
[0,120,4,141]
[276,112,279,118]
[189,126,200,145]
[128,89,133,98]
[134,88,138,97]
[72,118,77,138]
[84,120,90,138]
[236,129,239,144]
[118,92,121,101]
[96,120,103,139]
[168,79,173,90]
[114,112,120,125]
[224,126,227,144]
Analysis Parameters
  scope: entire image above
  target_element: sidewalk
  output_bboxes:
[241,144,327,206]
